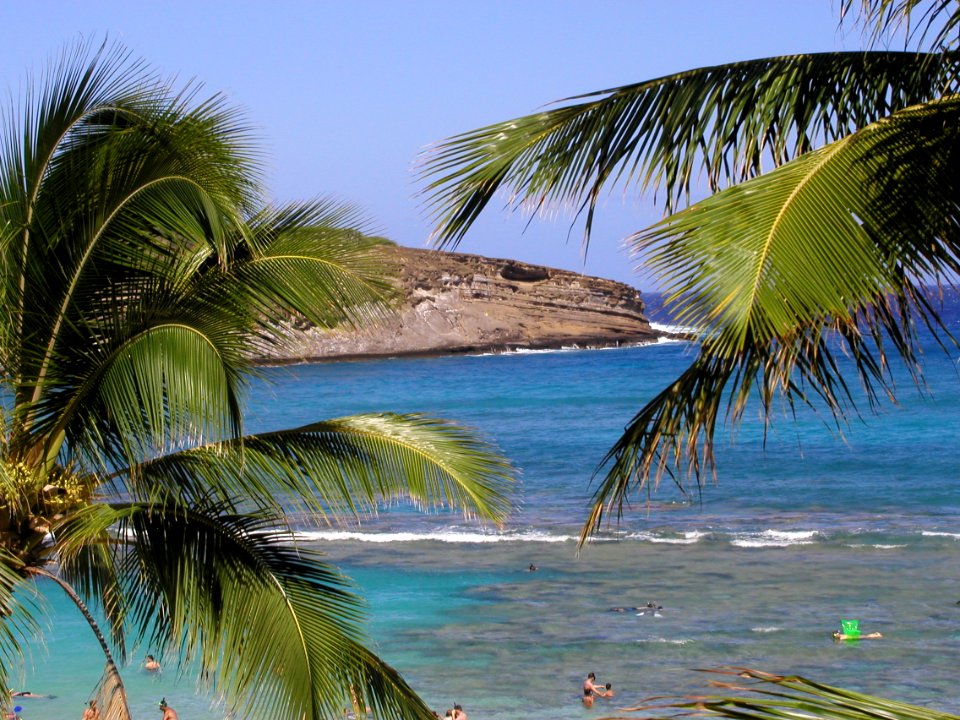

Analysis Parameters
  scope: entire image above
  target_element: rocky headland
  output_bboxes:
[255,245,663,363]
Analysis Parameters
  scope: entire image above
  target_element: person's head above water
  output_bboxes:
[159,698,168,710]
[587,672,596,680]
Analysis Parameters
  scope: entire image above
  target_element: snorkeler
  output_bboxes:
[833,630,883,640]
[158,698,178,720]
[833,619,882,640]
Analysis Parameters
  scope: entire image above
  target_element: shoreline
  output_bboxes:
[249,331,677,366]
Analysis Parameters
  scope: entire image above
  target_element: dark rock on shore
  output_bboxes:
[255,246,664,363]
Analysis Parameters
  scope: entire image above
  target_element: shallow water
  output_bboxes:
[12,293,960,719]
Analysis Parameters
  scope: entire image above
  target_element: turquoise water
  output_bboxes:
[12,294,960,719]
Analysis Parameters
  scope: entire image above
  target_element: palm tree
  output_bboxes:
[420,0,959,538]
[0,40,514,720]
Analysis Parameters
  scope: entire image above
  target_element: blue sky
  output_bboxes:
[4,2,875,289]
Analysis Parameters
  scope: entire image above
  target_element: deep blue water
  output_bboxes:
[12,292,960,719]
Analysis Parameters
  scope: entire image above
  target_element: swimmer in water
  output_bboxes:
[144,655,161,672]
[582,672,607,707]
[833,630,883,640]
[158,698,178,720]
[610,602,663,614]
[637,602,663,615]
[82,699,100,720]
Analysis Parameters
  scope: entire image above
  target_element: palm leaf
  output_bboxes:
[421,51,958,248]
[583,95,960,539]
[844,0,960,54]
[56,502,435,720]
[635,94,960,346]
[629,668,960,719]
[12,65,258,399]
[28,316,247,477]
[121,413,515,526]
[0,551,43,695]
[231,199,398,338]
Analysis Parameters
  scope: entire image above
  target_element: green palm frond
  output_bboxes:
[845,0,960,53]
[1,42,261,460]
[0,550,44,694]
[71,321,244,465]
[421,50,958,248]
[232,199,398,336]
[123,413,515,526]
[583,96,960,538]
[636,94,960,347]
[630,668,960,719]
[56,502,433,720]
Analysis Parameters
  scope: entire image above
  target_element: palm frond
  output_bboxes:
[43,320,246,475]
[420,51,958,248]
[0,39,261,459]
[844,0,960,53]
[56,502,434,720]
[583,96,960,540]
[635,95,960,346]
[56,530,129,659]
[122,413,515,526]
[630,668,960,719]
[0,550,44,695]
[232,199,398,337]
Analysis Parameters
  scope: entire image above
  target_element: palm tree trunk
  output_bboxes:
[31,568,132,720]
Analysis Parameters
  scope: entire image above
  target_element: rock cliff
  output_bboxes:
[256,246,661,362]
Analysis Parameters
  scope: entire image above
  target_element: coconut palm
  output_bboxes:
[420,0,960,539]
[0,40,514,720]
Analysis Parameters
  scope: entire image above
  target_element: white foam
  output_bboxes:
[649,321,697,336]
[472,340,665,357]
[624,530,706,544]
[295,529,577,544]
[921,531,960,539]
[751,626,782,633]
[845,543,907,549]
[730,529,818,548]
[640,638,691,645]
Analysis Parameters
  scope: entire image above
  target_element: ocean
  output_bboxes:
[11,292,960,720]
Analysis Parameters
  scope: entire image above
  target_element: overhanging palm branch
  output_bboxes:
[421,51,959,248]
[118,412,515,524]
[54,502,435,720]
[22,195,399,473]
[627,668,960,720]
[583,94,960,537]
[236,199,399,335]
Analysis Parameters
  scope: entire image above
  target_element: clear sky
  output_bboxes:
[3,1,874,290]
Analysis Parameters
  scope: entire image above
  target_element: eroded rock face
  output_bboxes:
[257,246,660,362]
